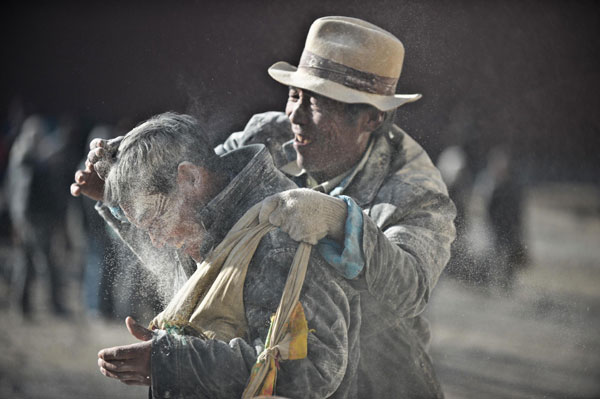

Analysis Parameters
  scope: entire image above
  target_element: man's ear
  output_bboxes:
[364,109,385,133]
[176,161,205,194]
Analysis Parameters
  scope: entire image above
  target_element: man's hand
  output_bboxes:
[70,161,105,201]
[70,136,122,201]
[97,317,153,386]
[258,188,347,245]
[88,136,123,180]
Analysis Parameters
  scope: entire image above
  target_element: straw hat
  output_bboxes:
[268,16,421,111]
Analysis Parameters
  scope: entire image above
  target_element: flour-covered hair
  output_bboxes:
[104,112,220,207]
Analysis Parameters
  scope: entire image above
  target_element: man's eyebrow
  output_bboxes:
[133,203,159,226]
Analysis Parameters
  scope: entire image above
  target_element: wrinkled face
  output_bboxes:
[122,192,205,261]
[285,87,373,182]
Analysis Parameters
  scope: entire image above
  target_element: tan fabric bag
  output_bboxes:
[149,202,312,397]
[150,202,274,340]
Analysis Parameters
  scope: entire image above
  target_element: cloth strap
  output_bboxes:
[149,202,312,397]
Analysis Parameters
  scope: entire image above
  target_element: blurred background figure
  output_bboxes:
[5,114,70,317]
[0,97,27,285]
[471,145,528,289]
[436,144,476,281]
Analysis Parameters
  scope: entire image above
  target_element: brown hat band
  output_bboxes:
[298,51,398,96]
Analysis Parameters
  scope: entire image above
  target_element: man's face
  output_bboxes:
[285,87,373,181]
[122,191,205,261]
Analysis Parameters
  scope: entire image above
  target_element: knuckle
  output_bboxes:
[268,213,283,227]
[263,196,280,212]
[281,191,293,201]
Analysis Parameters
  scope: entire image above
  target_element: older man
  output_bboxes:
[78,111,372,398]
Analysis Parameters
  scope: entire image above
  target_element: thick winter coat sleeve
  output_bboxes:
[359,131,457,318]
[362,179,456,317]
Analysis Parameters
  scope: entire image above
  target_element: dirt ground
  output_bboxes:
[1,182,599,398]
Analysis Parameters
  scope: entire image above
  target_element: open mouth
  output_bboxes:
[295,134,312,145]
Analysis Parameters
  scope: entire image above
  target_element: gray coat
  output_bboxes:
[99,145,359,398]
[217,112,457,398]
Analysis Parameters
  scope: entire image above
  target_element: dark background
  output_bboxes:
[2,0,599,182]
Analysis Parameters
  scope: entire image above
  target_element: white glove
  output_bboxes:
[258,188,347,245]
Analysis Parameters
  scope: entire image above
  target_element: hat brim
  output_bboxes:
[268,61,421,111]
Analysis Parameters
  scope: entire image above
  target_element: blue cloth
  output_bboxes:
[317,195,364,279]
[108,205,128,223]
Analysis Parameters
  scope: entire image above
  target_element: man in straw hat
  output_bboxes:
[216,15,456,396]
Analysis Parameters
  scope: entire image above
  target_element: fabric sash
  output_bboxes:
[149,202,312,397]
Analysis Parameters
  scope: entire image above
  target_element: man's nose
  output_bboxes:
[288,100,307,125]
[148,232,165,249]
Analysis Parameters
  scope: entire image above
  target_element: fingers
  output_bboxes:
[87,147,107,165]
[90,136,123,150]
[287,225,322,245]
[99,366,150,386]
[70,169,92,197]
[75,169,90,184]
[98,357,138,373]
[98,342,146,361]
[97,337,151,386]
[70,183,82,197]
[258,195,280,225]
[87,136,122,179]
[86,147,112,180]
[126,317,153,342]
[71,164,105,201]
[89,138,107,150]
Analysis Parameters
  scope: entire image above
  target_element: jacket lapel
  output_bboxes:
[344,133,397,207]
